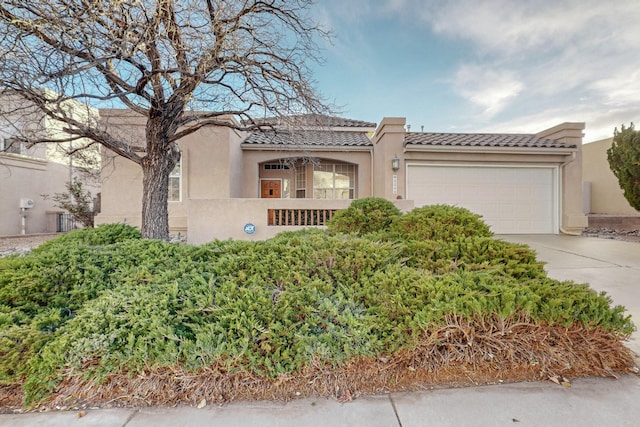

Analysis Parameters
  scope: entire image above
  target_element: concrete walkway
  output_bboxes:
[2,235,639,426]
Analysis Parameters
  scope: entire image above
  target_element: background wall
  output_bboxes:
[582,138,638,215]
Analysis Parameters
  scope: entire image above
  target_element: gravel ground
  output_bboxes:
[582,227,640,243]
[0,234,60,257]
[0,232,190,257]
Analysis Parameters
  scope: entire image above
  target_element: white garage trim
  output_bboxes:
[406,163,559,234]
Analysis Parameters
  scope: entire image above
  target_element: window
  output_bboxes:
[282,178,291,199]
[295,166,306,198]
[0,137,22,155]
[168,156,181,202]
[263,163,291,170]
[313,164,356,200]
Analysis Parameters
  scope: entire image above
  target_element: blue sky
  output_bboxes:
[310,0,640,142]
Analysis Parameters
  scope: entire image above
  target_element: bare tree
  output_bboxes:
[0,0,331,239]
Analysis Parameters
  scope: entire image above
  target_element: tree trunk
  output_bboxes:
[140,156,172,240]
[140,117,180,240]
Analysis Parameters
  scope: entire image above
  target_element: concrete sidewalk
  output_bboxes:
[0,375,639,427]
[2,235,639,426]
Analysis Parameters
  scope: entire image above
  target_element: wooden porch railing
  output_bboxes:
[267,208,338,226]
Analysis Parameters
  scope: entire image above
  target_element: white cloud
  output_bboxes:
[315,0,640,139]
[590,70,640,107]
[452,65,524,118]
[409,0,639,55]
[427,1,598,52]
[478,103,640,143]
[424,0,640,133]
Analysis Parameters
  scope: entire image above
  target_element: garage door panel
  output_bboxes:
[407,165,556,234]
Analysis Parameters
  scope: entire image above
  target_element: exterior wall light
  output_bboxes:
[391,154,400,172]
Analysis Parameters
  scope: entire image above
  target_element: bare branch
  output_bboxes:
[0,0,333,239]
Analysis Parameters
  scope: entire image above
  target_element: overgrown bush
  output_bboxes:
[0,235,208,387]
[0,225,633,407]
[327,197,401,235]
[33,223,141,253]
[390,204,493,241]
[400,237,546,278]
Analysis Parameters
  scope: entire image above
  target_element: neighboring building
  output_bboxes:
[582,138,638,215]
[95,111,588,242]
[0,95,100,236]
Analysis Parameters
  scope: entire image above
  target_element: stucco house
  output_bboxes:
[0,96,100,236]
[95,111,587,242]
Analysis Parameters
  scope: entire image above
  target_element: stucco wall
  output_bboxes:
[536,122,588,233]
[372,117,406,200]
[188,198,414,244]
[0,154,71,235]
[582,138,638,215]
[1,96,100,236]
[96,110,244,232]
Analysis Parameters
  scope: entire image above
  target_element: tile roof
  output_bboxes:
[247,114,376,129]
[243,130,372,147]
[404,132,577,149]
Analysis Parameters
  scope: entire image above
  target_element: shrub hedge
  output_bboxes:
[389,204,493,241]
[327,197,401,235]
[0,221,633,406]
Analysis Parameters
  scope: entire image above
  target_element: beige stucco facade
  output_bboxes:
[536,122,589,233]
[95,111,589,242]
[582,138,638,215]
[0,151,69,235]
[96,109,245,233]
[371,118,587,234]
[0,96,100,236]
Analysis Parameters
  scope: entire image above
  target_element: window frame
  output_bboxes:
[168,155,182,202]
[0,136,23,155]
[295,165,307,199]
[312,163,356,200]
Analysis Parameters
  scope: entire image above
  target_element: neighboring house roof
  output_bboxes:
[243,130,373,147]
[247,114,376,129]
[404,132,577,149]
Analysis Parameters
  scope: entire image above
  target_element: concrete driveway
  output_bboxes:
[499,234,640,357]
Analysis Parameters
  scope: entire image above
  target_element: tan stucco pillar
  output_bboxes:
[372,117,407,200]
[537,122,588,234]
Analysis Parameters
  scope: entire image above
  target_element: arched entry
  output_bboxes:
[258,158,357,199]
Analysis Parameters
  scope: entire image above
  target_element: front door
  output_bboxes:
[261,180,282,198]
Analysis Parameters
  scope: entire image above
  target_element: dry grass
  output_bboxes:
[1,315,634,412]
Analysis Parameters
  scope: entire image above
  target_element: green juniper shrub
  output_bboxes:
[33,223,141,253]
[400,237,546,278]
[327,197,401,236]
[390,204,493,242]
[0,235,217,387]
[0,225,634,406]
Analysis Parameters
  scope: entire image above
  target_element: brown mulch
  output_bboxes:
[1,315,635,412]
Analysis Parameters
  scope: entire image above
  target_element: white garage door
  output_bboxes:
[406,165,558,234]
